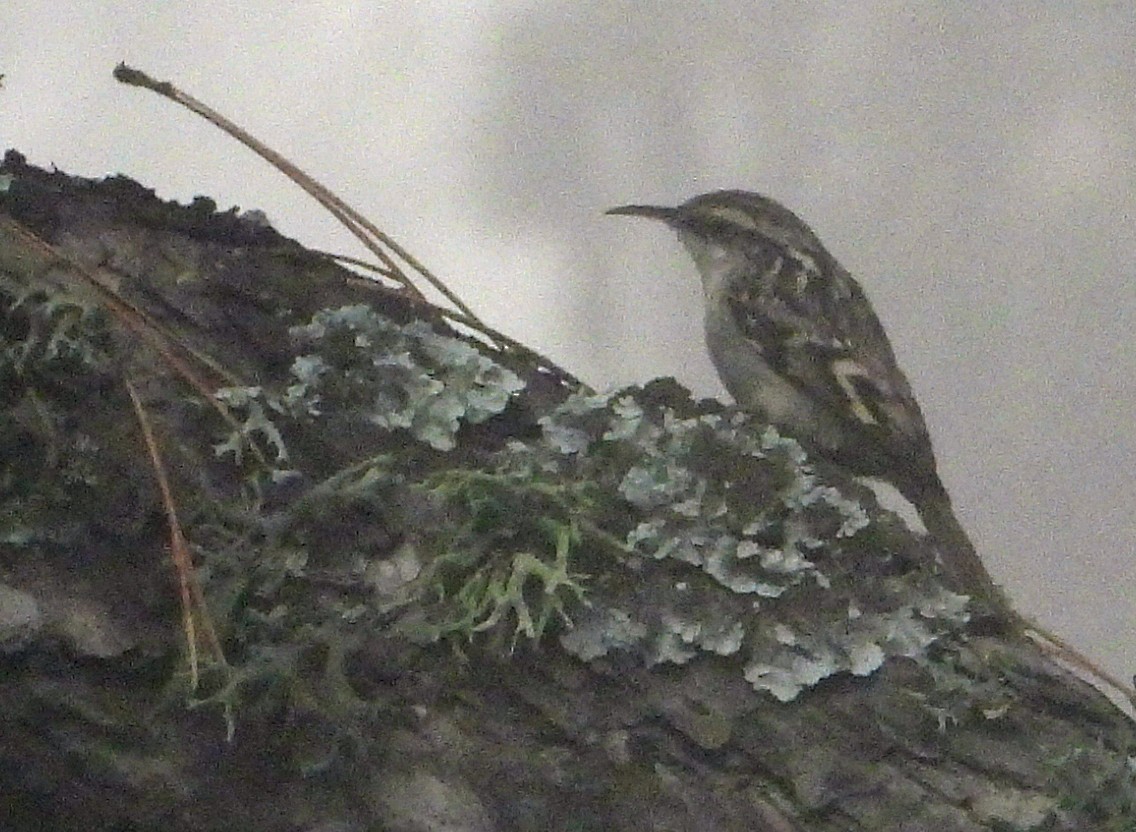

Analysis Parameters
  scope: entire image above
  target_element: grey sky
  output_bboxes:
[5,1,1134,683]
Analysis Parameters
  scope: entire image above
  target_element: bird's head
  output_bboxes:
[607,190,827,259]
[607,190,830,292]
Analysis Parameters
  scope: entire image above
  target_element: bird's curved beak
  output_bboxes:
[604,204,682,225]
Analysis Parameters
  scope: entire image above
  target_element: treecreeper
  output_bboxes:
[608,190,999,610]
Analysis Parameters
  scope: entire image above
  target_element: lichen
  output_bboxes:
[213,385,291,465]
[0,278,113,373]
[285,305,524,451]
[1,277,972,716]
[211,305,526,469]
[484,387,969,700]
[0,281,126,557]
[402,469,591,649]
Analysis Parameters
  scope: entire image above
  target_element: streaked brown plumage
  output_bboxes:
[608,191,998,604]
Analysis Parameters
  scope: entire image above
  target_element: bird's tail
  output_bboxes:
[912,484,1009,616]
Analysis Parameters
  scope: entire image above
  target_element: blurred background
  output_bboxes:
[4,2,1134,684]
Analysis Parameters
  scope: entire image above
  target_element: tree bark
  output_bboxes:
[1,150,1132,831]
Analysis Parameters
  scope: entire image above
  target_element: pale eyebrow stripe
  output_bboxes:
[701,205,761,231]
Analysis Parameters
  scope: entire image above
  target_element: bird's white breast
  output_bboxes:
[677,233,741,307]
[680,231,839,449]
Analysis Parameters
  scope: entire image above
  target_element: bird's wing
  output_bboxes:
[725,247,930,446]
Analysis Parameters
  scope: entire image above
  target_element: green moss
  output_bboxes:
[1049,745,1136,828]
[0,281,135,552]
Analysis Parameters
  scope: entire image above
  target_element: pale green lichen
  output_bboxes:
[211,305,526,478]
[558,607,648,661]
[741,592,966,701]
[0,282,111,372]
[213,386,290,465]
[403,471,591,648]
[286,306,524,451]
[609,408,855,598]
[488,387,970,700]
[203,314,967,710]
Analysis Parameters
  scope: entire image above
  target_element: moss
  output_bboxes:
[0,279,143,554]
[1048,745,1136,829]
[0,279,972,730]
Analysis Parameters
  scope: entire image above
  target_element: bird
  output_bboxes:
[606,190,999,607]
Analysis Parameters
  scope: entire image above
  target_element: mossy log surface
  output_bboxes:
[1,150,1133,831]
